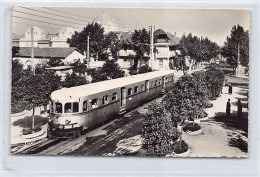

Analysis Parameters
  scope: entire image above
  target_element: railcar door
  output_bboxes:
[120,87,126,107]
[162,76,165,89]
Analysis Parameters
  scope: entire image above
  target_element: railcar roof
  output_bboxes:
[51,70,174,101]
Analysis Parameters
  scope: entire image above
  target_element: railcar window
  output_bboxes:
[112,93,117,101]
[128,88,132,96]
[102,95,108,105]
[83,101,88,112]
[141,84,144,92]
[154,80,158,86]
[55,102,62,113]
[65,103,72,113]
[159,79,162,85]
[166,77,169,83]
[134,86,138,94]
[73,102,79,113]
[151,81,154,88]
[91,99,98,109]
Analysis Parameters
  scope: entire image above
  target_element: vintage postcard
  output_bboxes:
[11,7,249,158]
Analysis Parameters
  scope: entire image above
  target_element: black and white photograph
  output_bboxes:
[10,7,250,158]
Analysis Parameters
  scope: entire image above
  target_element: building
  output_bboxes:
[48,66,74,81]
[13,47,85,69]
[14,26,74,48]
[93,12,120,34]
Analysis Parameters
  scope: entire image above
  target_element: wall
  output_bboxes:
[63,50,85,64]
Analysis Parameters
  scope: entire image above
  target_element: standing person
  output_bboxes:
[228,83,233,94]
[226,99,231,118]
[237,99,243,119]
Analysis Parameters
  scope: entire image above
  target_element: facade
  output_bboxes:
[15,26,74,48]
[93,12,120,34]
[13,47,85,69]
[48,66,74,81]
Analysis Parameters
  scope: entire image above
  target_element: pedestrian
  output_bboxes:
[226,99,231,118]
[237,99,243,119]
[228,83,233,94]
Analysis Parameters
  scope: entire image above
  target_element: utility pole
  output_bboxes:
[237,44,240,77]
[31,27,35,129]
[149,26,155,70]
[87,33,90,68]
[31,27,35,75]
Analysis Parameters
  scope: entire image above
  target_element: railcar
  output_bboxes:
[48,70,174,139]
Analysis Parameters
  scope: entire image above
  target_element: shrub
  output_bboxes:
[183,123,201,132]
[172,140,188,154]
[142,102,179,157]
[23,127,42,135]
[138,65,152,74]
[13,115,48,129]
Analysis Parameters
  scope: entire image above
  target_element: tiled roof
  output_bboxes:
[14,47,80,59]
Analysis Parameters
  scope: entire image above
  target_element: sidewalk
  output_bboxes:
[182,84,248,158]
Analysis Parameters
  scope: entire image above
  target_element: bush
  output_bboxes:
[13,115,48,129]
[142,103,179,157]
[172,140,188,154]
[183,123,201,132]
[23,127,42,135]
[138,65,152,74]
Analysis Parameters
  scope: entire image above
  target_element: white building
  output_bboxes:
[16,26,74,48]
[93,12,120,34]
[13,47,85,69]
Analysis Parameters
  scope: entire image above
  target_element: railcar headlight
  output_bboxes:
[65,120,71,124]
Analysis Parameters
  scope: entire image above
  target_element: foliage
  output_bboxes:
[221,25,249,67]
[183,123,201,132]
[138,65,152,74]
[163,74,207,127]
[11,65,61,114]
[12,60,23,85]
[178,33,220,62]
[89,59,125,83]
[205,67,225,99]
[23,127,42,135]
[172,140,188,154]
[47,58,65,67]
[13,115,48,129]
[131,28,150,70]
[63,72,88,88]
[142,102,179,157]
[103,32,122,60]
[70,59,87,74]
[68,23,107,60]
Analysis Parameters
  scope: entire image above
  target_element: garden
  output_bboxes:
[141,66,225,156]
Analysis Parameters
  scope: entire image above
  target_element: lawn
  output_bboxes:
[12,115,48,129]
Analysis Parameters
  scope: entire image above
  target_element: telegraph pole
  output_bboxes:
[31,27,35,75]
[149,26,155,69]
[31,27,35,129]
[87,33,90,68]
[236,44,240,77]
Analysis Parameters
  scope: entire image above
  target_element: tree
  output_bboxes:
[11,65,61,129]
[131,28,150,70]
[103,32,122,60]
[178,33,219,62]
[142,102,178,157]
[63,72,88,88]
[70,59,87,75]
[163,74,207,127]
[47,58,65,67]
[67,23,105,60]
[90,59,125,83]
[221,25,249,68]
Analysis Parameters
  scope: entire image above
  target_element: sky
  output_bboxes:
[12,7,250,45]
